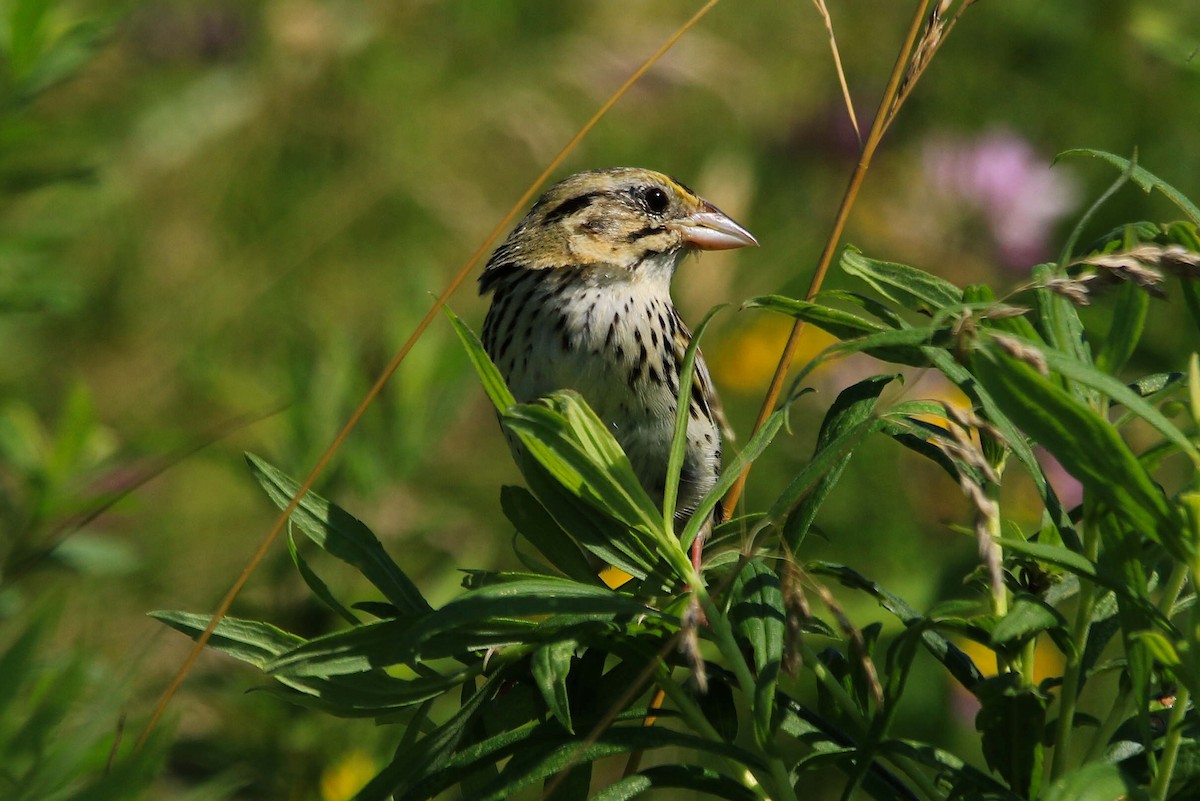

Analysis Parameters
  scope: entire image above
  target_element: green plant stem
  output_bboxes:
[1083,689,1133,763]
[1049,519,1101,780]
[1150,684,1191,800]
[1152,543,1200,800]
[1159,559,1190,616]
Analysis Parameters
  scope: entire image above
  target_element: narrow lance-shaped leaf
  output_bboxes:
[1056,149,1200,225]
[1031,263,1093,402]
[266,577,659,678]
[783,375,897,551]
[287,528,360,625]
[500,485,597,584]
[745,295,930,367]
[664,305,724,527]
[1168,221,1200,337]
[445,305,516,410]
[969,339,1182,555]
[679,405,786,553]
[840,246,964,313]
[531,639,577,734]
[729,559,785,747]
[247,454,432,615]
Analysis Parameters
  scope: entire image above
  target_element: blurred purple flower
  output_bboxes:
[923,130,1081,270]
[1035,446,1084,511]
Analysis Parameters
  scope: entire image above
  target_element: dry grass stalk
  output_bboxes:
[811,0,861,146]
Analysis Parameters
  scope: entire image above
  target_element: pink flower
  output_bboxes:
[923,130,1081,270]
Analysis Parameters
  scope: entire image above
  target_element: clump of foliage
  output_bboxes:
[159,152,1200,801]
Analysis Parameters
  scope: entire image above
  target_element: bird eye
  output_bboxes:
[642,186,670,214]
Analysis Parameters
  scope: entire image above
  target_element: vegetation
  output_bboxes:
[3,1,1200,799]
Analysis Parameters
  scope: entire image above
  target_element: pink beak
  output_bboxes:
[669,200,758,251]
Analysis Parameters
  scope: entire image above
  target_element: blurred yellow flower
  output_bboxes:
[712,317,838,394]
[957,635,1064,684]
[320,749,376,801]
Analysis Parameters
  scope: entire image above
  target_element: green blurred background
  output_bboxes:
[2,1,1198,797]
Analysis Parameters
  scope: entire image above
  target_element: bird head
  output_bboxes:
[481,167,756,289]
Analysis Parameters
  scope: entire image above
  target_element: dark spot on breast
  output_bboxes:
[648,365,661,385]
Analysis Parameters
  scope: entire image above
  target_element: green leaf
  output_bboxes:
[531,640,577,734]
[679,405,786,554]
[876,740,1019,799]
[745,295,886,339]
[695,677,739,743]
[1132,630,1181,668]
[664,305,723,525]
[782,375,896,550]
[500,485,597,584]
[809,563,985,695]
[819,289,905,328]
[402,724,769,801]
[515,450,660,580]
[150,610,465,716]
[746,295,929,367]
[991,593,1067,648]
[970,341,1181,553]
[590,765,760,801]
[928,348,1069,530]
[730,559,784,745]
[1038,339,1198,466]
[287,529,360,625]
[1040,761,1140,801]
[506,395,660,531]
[975,674,1048,799]
[151,610,303,667]
[1096,282,1149,376]
[1057,149,1200,225]
[247,453,432,615]
[266,577,657,677]
[765,396,883,544]
[840,246,963,313]
[357,670,508,801]
[997,537,1167,629]
[447,308,668,576]
[1031,263,1093,393]
[445,306,516,410]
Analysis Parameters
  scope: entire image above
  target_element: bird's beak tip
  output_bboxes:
[670,202,757,251]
